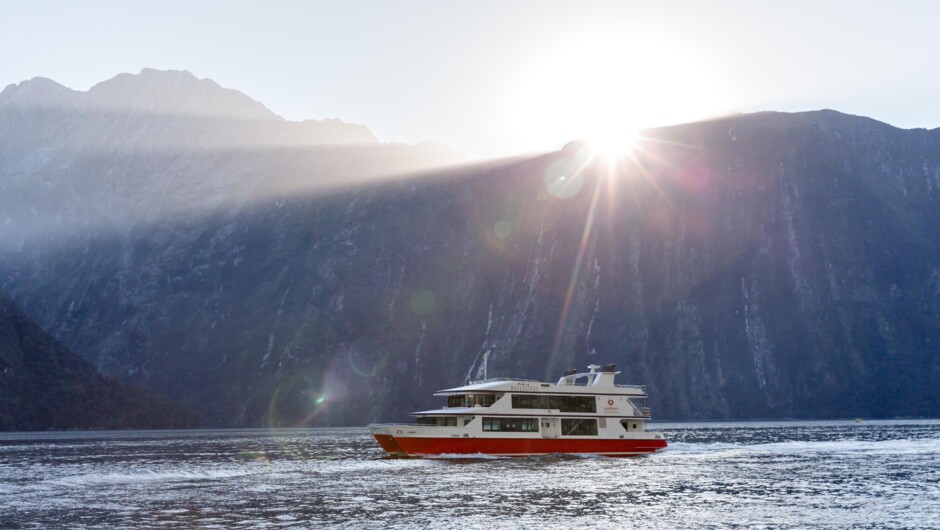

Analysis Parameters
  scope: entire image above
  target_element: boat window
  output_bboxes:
[561,418,598,436]
[447,393,497,408]
[481,417,539,432]
[416,416,458,426]
[619,420,640,431]
[511,394,596,413]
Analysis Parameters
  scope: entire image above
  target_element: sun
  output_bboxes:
[587,128,638,159]
[509,32,730,154]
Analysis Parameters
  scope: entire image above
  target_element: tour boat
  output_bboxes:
[368,364,667,457]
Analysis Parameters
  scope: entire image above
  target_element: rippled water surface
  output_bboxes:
[2,420,939,528]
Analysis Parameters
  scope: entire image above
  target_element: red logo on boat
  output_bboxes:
[608,399,614,406]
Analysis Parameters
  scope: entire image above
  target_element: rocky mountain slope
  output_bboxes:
[0,292,201,430]
[1,70,938,426]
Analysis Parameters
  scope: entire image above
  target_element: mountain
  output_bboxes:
[0,292,201,430]
[0,70,938,426]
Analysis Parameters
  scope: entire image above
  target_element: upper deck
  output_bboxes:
[434,364,648,398]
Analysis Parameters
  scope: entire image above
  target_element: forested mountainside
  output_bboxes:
[0,292,201,430]
[1,70,938,426]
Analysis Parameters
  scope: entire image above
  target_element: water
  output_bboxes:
[1,420,938,529]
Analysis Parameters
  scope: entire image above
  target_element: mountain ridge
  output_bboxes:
[1,69,382,145]
[0,71,937,426]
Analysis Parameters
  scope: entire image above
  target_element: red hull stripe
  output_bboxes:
[378,436,667,456]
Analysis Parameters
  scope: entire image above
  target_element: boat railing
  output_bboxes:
[373,420,466,426]
[469,377,542,384]
[636,407,652,418]
[615,384,646,391]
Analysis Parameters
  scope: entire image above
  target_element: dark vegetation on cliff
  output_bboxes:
[0,293,201,430]
[0,70,938,427]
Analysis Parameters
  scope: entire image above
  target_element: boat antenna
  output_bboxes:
[482,351,489,381]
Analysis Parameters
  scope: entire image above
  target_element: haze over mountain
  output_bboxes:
[1,70,938,427]
[0,69,466,246]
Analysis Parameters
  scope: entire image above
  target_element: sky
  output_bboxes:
[3,0,940,158]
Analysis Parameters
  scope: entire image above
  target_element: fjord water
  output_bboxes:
[1,421,937,528]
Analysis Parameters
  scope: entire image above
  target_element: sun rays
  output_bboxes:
[541,129,699,377]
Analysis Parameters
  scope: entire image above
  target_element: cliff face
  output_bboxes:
[1,71,938,425]
[0,292,201,430]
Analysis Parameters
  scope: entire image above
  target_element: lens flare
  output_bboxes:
[493,220,512,239]
[409,289,436,315]
[543,148,594,199]
[267,374,328,429]
[344,340,387,378]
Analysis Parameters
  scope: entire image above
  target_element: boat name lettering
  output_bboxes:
[510,383,540,392]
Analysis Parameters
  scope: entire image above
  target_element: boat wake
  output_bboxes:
[423,453,512,460]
